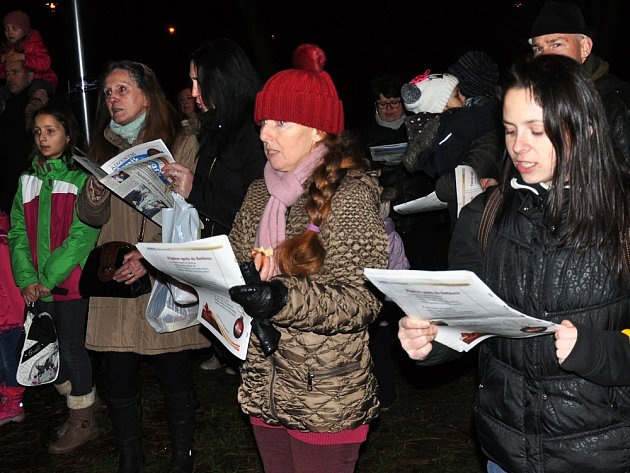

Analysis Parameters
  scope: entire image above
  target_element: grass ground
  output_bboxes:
[2,349,485,473]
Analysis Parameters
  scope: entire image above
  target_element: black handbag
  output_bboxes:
[79,217,152,298]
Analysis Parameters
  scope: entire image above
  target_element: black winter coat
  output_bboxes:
[445,183,630,473]
[594,72,630,169]
[187,112,265,237]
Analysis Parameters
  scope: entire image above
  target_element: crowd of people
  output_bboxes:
[1,2,630,473]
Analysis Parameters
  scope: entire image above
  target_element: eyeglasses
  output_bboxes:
[376,99,402,110]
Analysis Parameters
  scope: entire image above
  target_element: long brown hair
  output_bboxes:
[89,60,181,163]
[276,133,369,276]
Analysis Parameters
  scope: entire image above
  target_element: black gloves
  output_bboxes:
[230,267,287,357]
[239,260,261,284]
[229,280,288,320]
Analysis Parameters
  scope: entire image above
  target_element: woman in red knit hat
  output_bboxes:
[225,43,389,473]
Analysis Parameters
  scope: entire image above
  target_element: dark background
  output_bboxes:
[2,0,629,129]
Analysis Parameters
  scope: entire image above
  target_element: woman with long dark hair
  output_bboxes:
[163,38,266,372]
[398,54,630,473]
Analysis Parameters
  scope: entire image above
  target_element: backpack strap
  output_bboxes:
[477,189,630,273]
[622,228,630,277]
[478,186,503,253]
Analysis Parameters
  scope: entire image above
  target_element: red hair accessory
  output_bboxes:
[410,69,431,84]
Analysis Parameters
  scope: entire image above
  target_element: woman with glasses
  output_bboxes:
[360,76,410,411]
[360,74,407,154]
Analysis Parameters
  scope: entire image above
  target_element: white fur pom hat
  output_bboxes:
[401,70,459,114]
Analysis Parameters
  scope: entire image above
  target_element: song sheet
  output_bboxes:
[364,268,559,352]
[137,235,251,360]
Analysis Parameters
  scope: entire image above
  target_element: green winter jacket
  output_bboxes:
[8,155,100,301]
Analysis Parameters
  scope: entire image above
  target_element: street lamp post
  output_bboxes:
[66,0,97,146]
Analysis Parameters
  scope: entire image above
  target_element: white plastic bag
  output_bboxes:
[17,305,59,386]
[145,192,202,332]
[146,279,200,333]
[161,192,201,304]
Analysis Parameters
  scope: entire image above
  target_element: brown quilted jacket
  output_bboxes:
[230,169,389,432]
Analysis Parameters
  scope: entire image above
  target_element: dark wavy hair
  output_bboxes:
[31,101,82,169]
[370,74,404,102]
[190,38,261,143]
[89,60,181,163]
[499,54,629,271]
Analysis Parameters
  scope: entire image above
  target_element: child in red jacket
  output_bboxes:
[0,10,57,119]
[0,210,26,426]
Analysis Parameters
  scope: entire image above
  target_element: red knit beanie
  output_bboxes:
[3,10,31,36]
[255,43,344,135]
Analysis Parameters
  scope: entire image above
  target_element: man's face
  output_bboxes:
[530,33,591,64]
[5,61,32,94]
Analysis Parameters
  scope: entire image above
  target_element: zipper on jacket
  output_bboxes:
[306,361,361,392]
[207,156,218,179]
[269,356,278,417]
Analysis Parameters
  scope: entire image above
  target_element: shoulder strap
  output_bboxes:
[478,187,503,253]
[138,216,146,243]
[477,189,630,270]
[622,228,630,277]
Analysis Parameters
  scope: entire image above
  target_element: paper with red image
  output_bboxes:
[137,235,251,359]
[364,268,560,352]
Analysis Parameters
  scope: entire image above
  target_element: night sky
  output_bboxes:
[3,0,629,129]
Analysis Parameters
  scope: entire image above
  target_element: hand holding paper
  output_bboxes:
[398,316,438,361]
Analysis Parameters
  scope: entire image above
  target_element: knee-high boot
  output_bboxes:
[108,396,144,473]
[164,391,199,473]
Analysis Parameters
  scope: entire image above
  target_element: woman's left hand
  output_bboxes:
[113,250,148,285]
[163,163,193,198]
[555,320,578,364]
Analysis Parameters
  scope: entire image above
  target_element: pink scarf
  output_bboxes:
[256,144,326,253]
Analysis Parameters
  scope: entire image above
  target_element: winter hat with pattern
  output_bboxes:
[447,51,499,99]
[3,10,31,36]
[255,43,344,135]
[401,71,459,114]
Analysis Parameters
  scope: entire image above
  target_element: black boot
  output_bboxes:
[108,396,144,473]
[164,391,199,473]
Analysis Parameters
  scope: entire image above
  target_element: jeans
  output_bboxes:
[487,460,508,473]
[0,327,22,387]
[37,299,92,396]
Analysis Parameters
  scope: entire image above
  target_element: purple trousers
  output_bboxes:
[252,424,362,473]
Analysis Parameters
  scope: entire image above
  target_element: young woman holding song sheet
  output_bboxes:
[398,55,630,473]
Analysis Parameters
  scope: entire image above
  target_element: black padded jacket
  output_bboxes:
[433,182,630,472]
